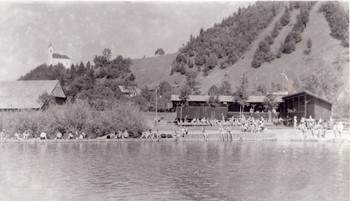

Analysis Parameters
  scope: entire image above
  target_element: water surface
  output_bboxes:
[0,141,348,201]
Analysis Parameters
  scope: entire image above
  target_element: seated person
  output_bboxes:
[79,134,84,139]
[23,130,30,139]
[66,132,74,139]
[258,121,265,133]
[14,132,22,140]
[117,130,123,139]
[55,132,63,139]
[40,132,48,140]
[141,129,151,138]
[191,118,196,123]
[241,122,248,132]
[107,132,115,139]
[123,130,129,138]
[82,132,87,139]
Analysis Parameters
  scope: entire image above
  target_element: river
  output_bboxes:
[0,141,348,201]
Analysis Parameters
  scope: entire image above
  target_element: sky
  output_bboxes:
[0,1,253,82]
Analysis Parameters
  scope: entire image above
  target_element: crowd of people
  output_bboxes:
[0,114,346,142]
[0,129,92,141]
[297,116,344,139]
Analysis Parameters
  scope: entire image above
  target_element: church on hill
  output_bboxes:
[47,43,71,68]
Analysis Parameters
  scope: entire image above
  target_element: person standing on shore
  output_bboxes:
[0,129,5,141]
[156,130,161,142]
[293,116,297,129]
[299,117,307,138]
[337,122,343,137]
[332,122,338,138]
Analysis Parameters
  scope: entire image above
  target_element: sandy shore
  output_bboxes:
[1,129,349,143]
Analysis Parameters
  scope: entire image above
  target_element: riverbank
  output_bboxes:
[1,129,349,143]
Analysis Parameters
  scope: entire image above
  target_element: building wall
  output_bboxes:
[52,58,71,68]
[176,106,228,120]
[54,97,66,105]
[314,99,332,120]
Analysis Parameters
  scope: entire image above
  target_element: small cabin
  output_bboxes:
[281,91,332,121]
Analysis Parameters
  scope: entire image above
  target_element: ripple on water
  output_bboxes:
[0,141,348,201]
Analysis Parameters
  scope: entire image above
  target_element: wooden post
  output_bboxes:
[304,95,307,118]
[298,96,300,120]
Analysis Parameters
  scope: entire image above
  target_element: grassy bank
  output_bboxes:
[0,100,145,139]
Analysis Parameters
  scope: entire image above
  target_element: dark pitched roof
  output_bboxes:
[171,95,283,103]
[282,90,332,105]
[0,80,66,109]
[52,53,70,59]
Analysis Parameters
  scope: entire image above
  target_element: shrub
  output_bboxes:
[276,49,282,58]
[280,8,291,26]
[251,40,274,68]
[281,40,296,54]
[0,100,145,139]
[307,38,312,49]
[195,53,206,66]
[264,35,274,45]
[319,1,349,47]
[220,60,228,69]
[303,49,311,55]
[206,54,218,70]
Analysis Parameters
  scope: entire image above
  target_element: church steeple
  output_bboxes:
[48,42,53,65]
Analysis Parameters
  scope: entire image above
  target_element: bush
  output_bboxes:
[206,54,218,70]
[264,35,274,45]
[0,100,145,139]
[276,49,282,58]
[303,49,311,55]
[307,38,312,49]
[220,60,228,69]
[251,40,274,68]
[280,8,291,26]
[195,53,206,66]
[319,1,349,47]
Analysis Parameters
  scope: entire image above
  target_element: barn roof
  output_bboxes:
[282,90,332,105]
[171,95,283,103]
[52,53,70,59]
[0,80,66,110]
[118,85,140,94]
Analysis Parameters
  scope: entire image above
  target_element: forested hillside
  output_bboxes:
[171,1,285,76]
[130,1,349,117]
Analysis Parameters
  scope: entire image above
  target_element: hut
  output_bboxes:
[281,91,332,121]
[0,80,66,111]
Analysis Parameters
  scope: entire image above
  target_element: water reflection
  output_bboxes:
[0,141,348,201]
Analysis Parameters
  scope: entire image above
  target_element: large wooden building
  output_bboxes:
[171,94,283,120]
[0,80,66,111]
[281,91,332,121]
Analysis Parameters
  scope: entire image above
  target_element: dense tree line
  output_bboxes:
[171,2,285,76]
[319,1,349,47]
[251,7,291,68]
[279,2,315,56]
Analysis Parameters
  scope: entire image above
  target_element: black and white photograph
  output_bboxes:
[0,0,349,200]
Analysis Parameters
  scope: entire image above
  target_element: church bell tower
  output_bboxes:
[48,42,53,65]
